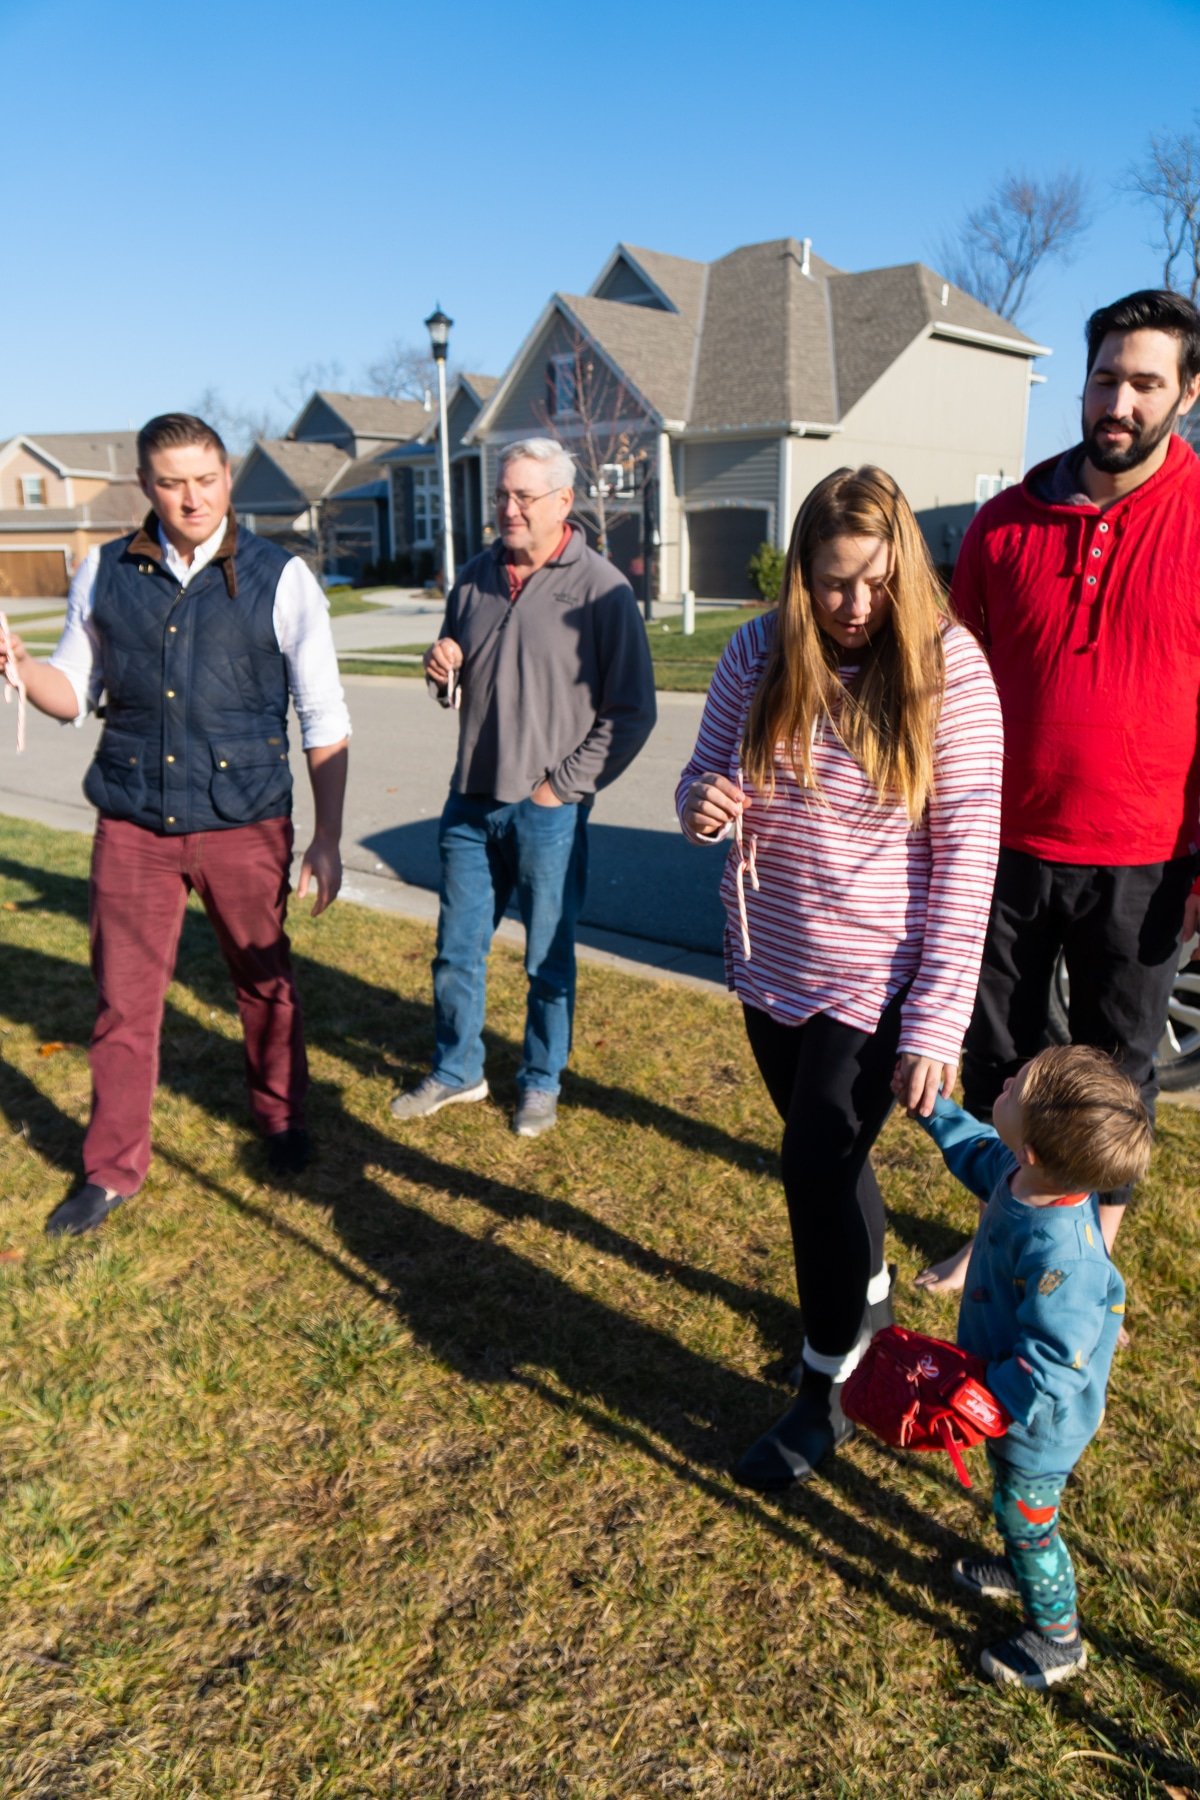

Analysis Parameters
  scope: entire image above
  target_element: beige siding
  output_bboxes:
[786,332,1034,562]
[0,446,67,509]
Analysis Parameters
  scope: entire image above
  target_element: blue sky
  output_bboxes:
[3,0,1198,466]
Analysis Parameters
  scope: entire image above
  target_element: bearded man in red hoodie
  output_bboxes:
[919,289,1200,1292]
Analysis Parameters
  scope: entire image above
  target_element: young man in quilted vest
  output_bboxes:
[0,413,351,1234]
[908,1045,1151,1688]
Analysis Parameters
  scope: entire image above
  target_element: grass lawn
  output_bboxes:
[335,610,764,691]
[1,813,1198,1796]
[324,591,399,619]
[647,607,766,693]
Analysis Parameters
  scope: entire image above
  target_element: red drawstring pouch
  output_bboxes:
[841,1325,1011,1488]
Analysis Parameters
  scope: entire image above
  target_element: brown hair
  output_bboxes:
[740,465,950,822]
[137,412,228,473]
[1018,1045,1153,1194]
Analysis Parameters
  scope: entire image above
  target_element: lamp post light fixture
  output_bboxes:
[425,305,455,590]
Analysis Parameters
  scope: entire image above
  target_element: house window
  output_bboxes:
[975,474,1013,507]
[550,353,578,418]
[412,467,442,546]
[20,475,46,508]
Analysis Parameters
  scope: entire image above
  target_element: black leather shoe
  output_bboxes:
[735,1386,855,1489]
[266,1128,312,1177]
[45,1183,127,1237]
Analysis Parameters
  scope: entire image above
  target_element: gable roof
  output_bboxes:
[473,236,1049,443]
[234,439,351,505]
[2,431,139,477]
[313,391,430,439]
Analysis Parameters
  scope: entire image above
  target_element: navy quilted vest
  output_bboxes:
[83,518,294,833]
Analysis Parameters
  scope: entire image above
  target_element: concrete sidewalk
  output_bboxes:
[0,672,729,998]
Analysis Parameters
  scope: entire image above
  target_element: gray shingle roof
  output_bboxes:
[314,392,430,439]
[0,481,145,531]
[20,431,139,476]
[245,440,350,502]
[477,236,1045,442]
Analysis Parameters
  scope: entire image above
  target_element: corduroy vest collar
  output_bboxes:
[125,509,240,598]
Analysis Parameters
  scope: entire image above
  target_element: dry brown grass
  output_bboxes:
[1,814,1198,1798]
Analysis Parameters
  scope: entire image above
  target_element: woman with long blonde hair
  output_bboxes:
[677,466,1002,1487]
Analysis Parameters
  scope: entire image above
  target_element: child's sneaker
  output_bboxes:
[981,1627,1087,1689]
[952,1553,1020,1601]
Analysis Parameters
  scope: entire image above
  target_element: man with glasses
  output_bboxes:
[391,438,656,1137]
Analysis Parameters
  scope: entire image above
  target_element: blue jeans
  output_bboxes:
[431,792,589,1095]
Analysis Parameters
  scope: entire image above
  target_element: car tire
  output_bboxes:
[1048,938,1200,1092]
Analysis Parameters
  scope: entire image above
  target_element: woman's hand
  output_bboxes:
[682,772,746,839]
[892,1053,957,1118]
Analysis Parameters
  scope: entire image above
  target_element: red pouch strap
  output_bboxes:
[935,1416,973,1488]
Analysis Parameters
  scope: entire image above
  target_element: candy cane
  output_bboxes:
[0,612,26,753]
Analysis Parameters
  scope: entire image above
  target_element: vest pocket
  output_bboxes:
[84,728,147,817]
[209,735,292,823]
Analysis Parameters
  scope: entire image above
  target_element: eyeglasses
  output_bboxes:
[493,486,563,514]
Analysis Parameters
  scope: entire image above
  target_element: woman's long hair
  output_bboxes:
[741,465,951,822]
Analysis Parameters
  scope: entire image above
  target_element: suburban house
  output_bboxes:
[467,238,1049,598]
[0,431,142,597]
[232,391,431,581]
[382,373,498,574]
[232,382,500,582]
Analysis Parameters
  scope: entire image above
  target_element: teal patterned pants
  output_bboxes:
[988,1450,1079,1639]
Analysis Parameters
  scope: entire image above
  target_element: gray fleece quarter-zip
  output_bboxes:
[430,524,657,805]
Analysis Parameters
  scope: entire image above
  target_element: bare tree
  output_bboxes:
[938,171,1091,323]
[532,327,654,558]
[363,337,442,404]
[1127,124,1200,302]
[190,386,283,453]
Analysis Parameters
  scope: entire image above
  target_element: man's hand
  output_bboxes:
[424,637,463,688]
[1182,887,1200,946]
[530,779,563,808]
[0,624,27,678]
[892,1053,957,1118]
[682,771,746,839]
[297,834,342,917]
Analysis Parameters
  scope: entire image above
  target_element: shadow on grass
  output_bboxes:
[5,847,1200,1755]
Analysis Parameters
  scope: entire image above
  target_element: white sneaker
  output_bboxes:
[390,1075,488,1121]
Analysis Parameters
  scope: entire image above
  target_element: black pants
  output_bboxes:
[743,991,904,1361]
[962,847,1198,1205]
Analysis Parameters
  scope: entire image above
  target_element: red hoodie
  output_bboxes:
[952,433,1200,866]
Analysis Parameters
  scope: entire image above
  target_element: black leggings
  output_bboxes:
[743,990,904,1360]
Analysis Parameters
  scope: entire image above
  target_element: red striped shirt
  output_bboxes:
[676,616,1003,1062]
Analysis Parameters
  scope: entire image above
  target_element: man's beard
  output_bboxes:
[1082,400,1182,474]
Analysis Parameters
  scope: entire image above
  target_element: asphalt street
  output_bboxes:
[0,591,730,991]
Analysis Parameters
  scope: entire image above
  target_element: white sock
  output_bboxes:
[865,1266,891,1307]
[802,1338,866,1384]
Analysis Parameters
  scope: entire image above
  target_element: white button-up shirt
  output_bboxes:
[50,517,352,749]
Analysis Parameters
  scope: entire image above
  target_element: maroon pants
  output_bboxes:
[85,814,308,1194]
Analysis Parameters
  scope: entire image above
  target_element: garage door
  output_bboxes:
[0,549,70,598]
[687,508,770,601]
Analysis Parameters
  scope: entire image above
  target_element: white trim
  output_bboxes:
[929,320,1051,359]
[466,295,663,447]
[675,420,841,441]
[0,541,71,552]
[777,434,793,549]
[464,297,561,444]
[683,495,776,540]
[587,243,681,314]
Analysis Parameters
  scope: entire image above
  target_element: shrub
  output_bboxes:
[747,541,786,605]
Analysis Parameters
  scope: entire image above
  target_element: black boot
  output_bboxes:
[735,1375,854,1489]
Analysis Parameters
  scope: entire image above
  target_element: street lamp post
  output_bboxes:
[425,305,455,592]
